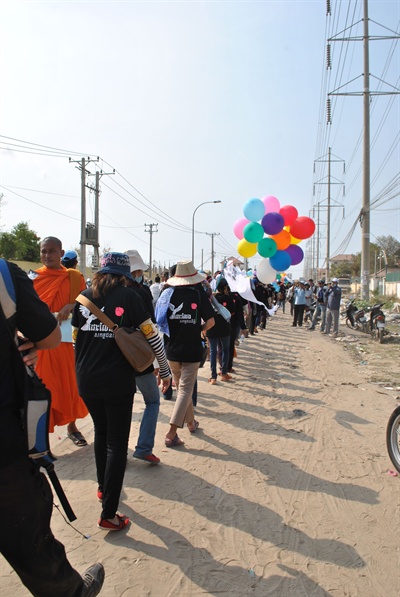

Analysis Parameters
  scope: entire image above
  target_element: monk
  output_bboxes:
[33,236,89,446]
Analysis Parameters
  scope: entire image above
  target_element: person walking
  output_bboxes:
[72,253,171,531]
[0,259,104,596]
[292,281,307,327]
[150,275,162,305]
[207,279,233,383]
[324,278,342,337]
[127,250,170,465]
[31,236,89,446]
[155,260,215,447]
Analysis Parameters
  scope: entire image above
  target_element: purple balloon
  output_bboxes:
[286,244,304,266]
[261,212,284,235]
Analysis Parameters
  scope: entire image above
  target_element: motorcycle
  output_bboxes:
[345,300,369,333]
[304,299,317,323]
[369,303,386,344]
[386,405,400,473]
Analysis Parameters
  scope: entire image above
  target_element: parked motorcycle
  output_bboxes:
[369,303,386,344]
[345,300,369,333]
[386,405,400,473]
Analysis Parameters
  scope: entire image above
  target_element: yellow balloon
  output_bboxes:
[237,238,258,258]
[290,234,302,245]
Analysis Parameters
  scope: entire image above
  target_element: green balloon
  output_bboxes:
[258,237,277,258]
[243,222,264,244]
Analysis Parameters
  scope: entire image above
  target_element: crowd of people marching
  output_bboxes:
[0,239,342,596]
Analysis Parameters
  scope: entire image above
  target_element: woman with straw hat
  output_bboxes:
[156,260,215,447]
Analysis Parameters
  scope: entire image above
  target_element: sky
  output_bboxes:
[0,0,399,279]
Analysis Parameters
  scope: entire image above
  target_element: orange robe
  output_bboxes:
[33,266,88,432]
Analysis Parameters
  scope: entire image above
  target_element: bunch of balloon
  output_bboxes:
[233,195,315,284]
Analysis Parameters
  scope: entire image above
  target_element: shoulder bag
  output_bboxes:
[76,294,155,372]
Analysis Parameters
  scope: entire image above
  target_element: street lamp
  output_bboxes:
[191,201,221,265]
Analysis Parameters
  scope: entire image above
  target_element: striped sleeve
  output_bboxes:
[146,333,171,379]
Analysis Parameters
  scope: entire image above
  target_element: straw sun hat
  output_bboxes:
[167,260,206,286]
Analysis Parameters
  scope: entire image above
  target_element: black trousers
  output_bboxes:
[0,457,83,597]
[83,391,133,520]
[293,304,305,326]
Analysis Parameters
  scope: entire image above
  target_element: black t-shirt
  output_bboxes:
[206,293,232,338]
[71,284,150,398]
[0,262,58,468]
[164,285,215,363]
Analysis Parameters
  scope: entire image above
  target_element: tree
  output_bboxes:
[350,242,380,277]
[0,222,40,261]
[376,235,400,266]
[0,232,17,259]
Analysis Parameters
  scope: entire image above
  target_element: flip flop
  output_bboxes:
[67,431,88,447]
[188,420,199,434]
[165,435,184,448]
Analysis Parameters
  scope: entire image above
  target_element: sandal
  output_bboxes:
[208,378,217,385]
[67,431,88,447]
[188,420,199,434]
[165,435,184,448]
[97,514,129,531]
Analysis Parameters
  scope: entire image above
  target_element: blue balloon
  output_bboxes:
[243,198,265,222]
[269,250,292,272]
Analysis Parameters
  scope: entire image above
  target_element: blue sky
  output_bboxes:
[0,0,399,278]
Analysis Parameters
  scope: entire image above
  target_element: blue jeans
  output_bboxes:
[134,373,160,456]
[209,335,230,379]
[83,392,133,520]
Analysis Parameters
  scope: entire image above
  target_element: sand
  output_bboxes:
[1,312,399,597]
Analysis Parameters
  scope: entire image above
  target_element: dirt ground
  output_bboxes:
[1,311,399,597]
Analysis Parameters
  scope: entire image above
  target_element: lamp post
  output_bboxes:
[191,201,221,265]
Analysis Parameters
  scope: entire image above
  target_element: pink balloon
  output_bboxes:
[262,195,280,214]
[233,217,250,240]
[279,205,298,227]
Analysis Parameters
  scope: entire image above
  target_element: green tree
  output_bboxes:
[0,232,17,259]
[0,222,40,261]
[376,235,400,266]
[350,242,380,276]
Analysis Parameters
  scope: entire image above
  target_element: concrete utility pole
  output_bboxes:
[328,0,400,299]
[70,157,115,279]
[206,232,220,274]
[145,223,158,280]
[361,0,371,300]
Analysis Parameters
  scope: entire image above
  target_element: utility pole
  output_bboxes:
[87,167,115,273]
[69,157,99,279]
[327,0,400,299]
[313,149,345,279]
[206,232,220,274]
[145,223,158,280]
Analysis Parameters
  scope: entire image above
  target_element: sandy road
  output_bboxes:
[1,310,399,596]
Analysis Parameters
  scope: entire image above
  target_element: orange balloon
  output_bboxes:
[270,229,291,250]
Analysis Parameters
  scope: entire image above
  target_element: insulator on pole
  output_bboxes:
[327,44,331,69]
[327,98,332,124]
[326,0,331,16]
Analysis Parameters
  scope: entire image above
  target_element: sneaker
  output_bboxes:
[209,378,217,385]
[81,563,105,597]
[97,490,103,502]
[307,327,315,331]
[133,452,160,465]
[97,514,129,532]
